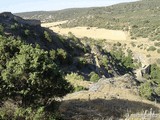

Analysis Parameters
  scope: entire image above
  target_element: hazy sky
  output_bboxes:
[0,0,138,13]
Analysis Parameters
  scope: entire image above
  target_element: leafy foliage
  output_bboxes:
[139,81,153,100]
[0,36,73,106]
[65,72,84,81]
[44,31,52,42]
[147,46,156,51]
[89,72,100,82]
[139,64,160,101]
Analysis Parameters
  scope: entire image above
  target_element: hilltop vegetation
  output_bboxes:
[17,0,160,41]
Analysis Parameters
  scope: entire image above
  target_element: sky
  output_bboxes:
[0,0,138,13]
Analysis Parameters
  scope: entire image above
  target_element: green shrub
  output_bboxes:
[49,49,56,60]
[57,48,67,60]
[74,86,86,92]
[155,85,160,96]
[78,57,87,67]
[139,82,153,100]
[89,72,100,82]
[65,72,84,81]
[147,46,156,51]
[131,42,136,47]
[139,64,160,100]
[0,36,73,106]
[101,55,108,69]
[44,31,52,42]
[116,42,121,46]
[146,54,151,57]
[10,23,18,30]
[154,42,160,47]
[150,64,160,79]
[11,25,16,30]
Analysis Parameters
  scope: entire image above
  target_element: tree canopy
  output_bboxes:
[0,36,73,106]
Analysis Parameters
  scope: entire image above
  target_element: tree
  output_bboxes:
[57,48,67,62]
[44,31,52,42]
[0,37,73,106]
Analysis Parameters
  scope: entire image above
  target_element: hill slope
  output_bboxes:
[1,8,160,119]
[16,0,160,41]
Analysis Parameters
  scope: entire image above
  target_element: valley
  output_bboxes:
[42,21,159,66]
[41,20,160,119]
[0,0,160,119]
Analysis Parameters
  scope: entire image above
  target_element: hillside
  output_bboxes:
[1,0,160,119]
[16,0,160,41]
[0,12,147,119]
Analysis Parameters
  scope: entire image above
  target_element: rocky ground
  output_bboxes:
[59,74,160,120]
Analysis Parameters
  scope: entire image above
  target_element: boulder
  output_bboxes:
[141,64,151,76]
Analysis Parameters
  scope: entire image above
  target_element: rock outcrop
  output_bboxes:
[141,64,151,76]
[0,12,41,26]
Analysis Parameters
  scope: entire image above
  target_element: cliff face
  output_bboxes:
[0,12,41,26]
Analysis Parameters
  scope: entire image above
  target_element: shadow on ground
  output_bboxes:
[59,98,159,120]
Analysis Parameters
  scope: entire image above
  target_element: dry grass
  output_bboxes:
[42,21,160,65]
[42,22,127,41]
[59,76,160,119]
[59,98,160,120]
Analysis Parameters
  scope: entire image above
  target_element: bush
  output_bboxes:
[57,48,67,61]
[139,82,153,100]
[116,42,121,46]
[0,36,73,106]
[74,86,86,92]
[147,46,156,51]
[44,31,52,42]
[150,64,160,80]
[131,42,136,47]
[77,57,87,68]
[139,64,160,101]
[11,25,16,30]
[89,72,100,82]
[49,49,56,60]
[101,55,108,69]
[65,72,84,81]
[154,42,160,47]
[10,23,18,30]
